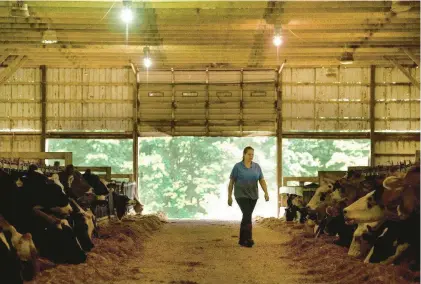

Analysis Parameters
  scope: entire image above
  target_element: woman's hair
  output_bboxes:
[242,146,254,161]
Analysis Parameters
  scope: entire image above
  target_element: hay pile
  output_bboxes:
[257,217,419,284]
[27,214,166,284]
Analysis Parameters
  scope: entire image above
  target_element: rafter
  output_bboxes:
[384,56,420,90]
[402,48,420,66]
[0,55,27,85]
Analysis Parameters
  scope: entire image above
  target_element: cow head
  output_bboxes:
[348,221,383,259]
[291,195,305,209]
[69,199,95,252]
[67,171,94,198]
[48,174,65,192]
[0,216,38,281]
[34,212,87,265]
[328,176,369,217]
[343,191,384,224]
[52,221,87,264]
[40,183,73,216]
[343,175,404,224]
[306,178,337,217]
[398,166,420,219]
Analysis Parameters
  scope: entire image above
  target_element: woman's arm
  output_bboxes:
[259,178,269,201]
[228,178,235,197]
[228,178,235,206]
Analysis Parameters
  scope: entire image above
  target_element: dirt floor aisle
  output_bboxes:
[115,220,313,284]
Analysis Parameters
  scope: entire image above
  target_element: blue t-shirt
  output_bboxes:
[229,161,264,200]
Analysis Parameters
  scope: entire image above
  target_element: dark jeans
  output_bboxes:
[236,198,257,242]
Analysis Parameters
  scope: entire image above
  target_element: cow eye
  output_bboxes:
[320,193,326,201]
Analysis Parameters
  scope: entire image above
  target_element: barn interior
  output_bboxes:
[0,1,420,283]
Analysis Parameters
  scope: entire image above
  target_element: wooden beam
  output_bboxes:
[0,152,73,165]
[0,53,9,65]
[40,65,46,152]
[283,176,319,185]
[276,69,282,218]
[45,132,132,139]
[0,55,27,85]
[278,60,287,74]
[385,56,420,90]
[74,166,112,180]
[130,62,138,76]
[374,132,420,141]
[402,48,420,66]
[132,71,139,185]
[282,132,370,139]
[110,174,134,181]
[370,65,376,166]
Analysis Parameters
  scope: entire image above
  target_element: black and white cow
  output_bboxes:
[68,198,95,252]
[82,169,109,196]
[0,217,38,281]
[344,167,420,266]
[0,167,87,265]
[30,208,87,264]
[0,229,23,284]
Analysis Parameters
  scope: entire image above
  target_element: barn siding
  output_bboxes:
[46,68,133,132]
[0,67,418,163]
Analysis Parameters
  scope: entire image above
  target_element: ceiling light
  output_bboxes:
[340,52,354,65]
[41,30,58,44]
[390,1,412,13]
[273,35,283,47]
[143,57,152,68]
[143,46,152,68]
[10,2,30,18]
[121,6,133,23]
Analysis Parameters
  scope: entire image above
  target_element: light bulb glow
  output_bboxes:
[121,7,133,23]
[143,57,152,68]
[273,35,282,47]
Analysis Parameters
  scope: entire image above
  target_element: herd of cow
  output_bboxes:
[285,163,420,271]
[0,164,134,284]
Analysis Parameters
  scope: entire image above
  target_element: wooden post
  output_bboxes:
[370,65,376,166]
[64,152,73,165]
[171,68,175,136]
[276,68,283,218]
[240,69,244,136]
[205,68,209,136]
[40,65,47,152]
[132,71,139,185]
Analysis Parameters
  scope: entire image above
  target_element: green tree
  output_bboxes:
[47,139,133,174]
[282,139,370,177]
[139,137,229,218]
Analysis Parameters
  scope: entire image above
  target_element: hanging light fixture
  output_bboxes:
[273,26,283,47]
[340,51,354,65]
[10,1,30,18]
[339,44,354,65]
[121,0,133,24]
[143,46,152,68]
[41,30,58,44]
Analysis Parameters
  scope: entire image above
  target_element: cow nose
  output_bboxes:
[343,209,347,215]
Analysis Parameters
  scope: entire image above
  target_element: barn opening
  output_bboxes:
[46,137,370,220]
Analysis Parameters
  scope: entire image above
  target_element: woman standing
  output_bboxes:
[228,146,269,247]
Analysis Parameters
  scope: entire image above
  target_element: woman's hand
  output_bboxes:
[228,196,233,206]
[264,192,269,202]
